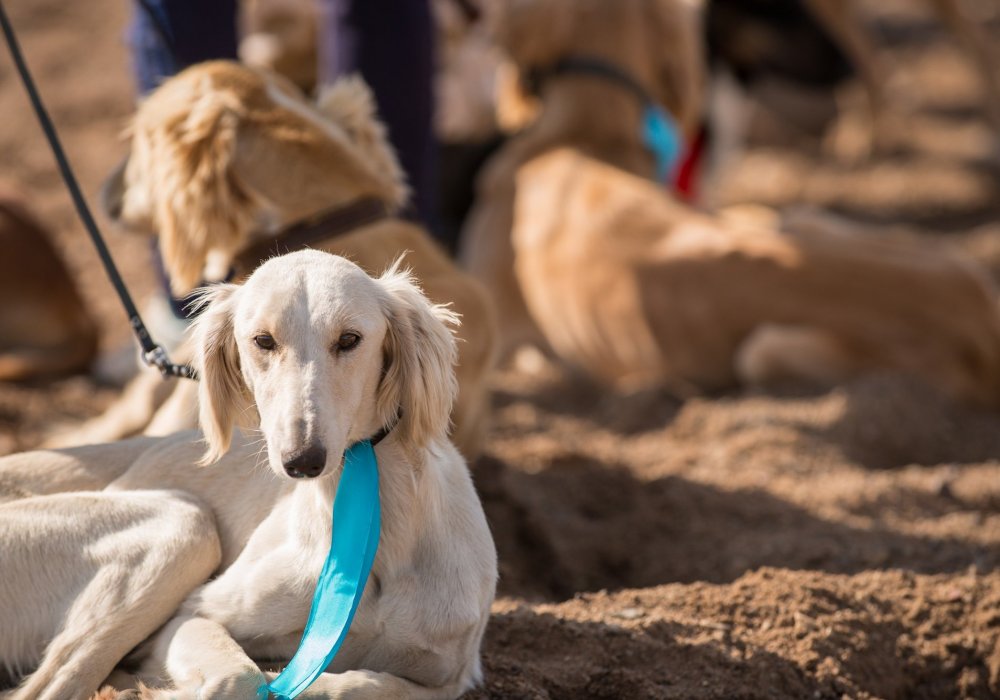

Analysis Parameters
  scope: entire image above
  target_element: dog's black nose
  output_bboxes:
[282,443,327,479]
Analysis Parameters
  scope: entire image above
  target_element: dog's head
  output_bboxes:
[493,0,703,134]
[191,250,458,479]
[103,61,408,296]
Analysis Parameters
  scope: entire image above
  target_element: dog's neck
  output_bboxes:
[290,435,429,575]
[512,74,658,178]
[255,181,397,238]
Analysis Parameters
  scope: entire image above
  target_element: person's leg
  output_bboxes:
[319,0,438,234]
[129,0,239,94]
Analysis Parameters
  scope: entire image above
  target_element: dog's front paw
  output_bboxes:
[89,685,163,700]
[196,668,268,700]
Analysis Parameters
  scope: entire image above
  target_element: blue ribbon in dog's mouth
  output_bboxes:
[261,439,381,699]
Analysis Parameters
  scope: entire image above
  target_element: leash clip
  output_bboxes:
[142,345,199,381]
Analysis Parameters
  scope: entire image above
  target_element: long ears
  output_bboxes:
[315,76,410,208]
[376,263,460,449]
[131,84,257,294]
[648,0,705,135]
[190,284,257,463]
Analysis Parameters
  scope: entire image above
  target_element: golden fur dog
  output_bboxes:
[52,62,495,457]
[0,187,97,382]
[461,0,1000,407]
[461,0,704,356]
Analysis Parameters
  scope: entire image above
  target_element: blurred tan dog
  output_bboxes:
[461,0,1000,406]
[51,62,495,457]
[0,188,97,382]
[0,251,496,700]
[239,0,319,93]
[461,0,704,357]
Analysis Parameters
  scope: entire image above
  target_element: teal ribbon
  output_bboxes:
[261,440,381,700]
[642,104,682,183]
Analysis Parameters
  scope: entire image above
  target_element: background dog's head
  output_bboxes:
[493,0,704,134]
[103,61,409,296]
[191,250,458,478]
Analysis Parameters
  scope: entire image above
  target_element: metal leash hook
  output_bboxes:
[143,345,199,380]
[0,0,199,382]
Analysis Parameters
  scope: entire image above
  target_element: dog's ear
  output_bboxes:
[648,0,705,135]
[376,263,460,449]
[191,284,257,464]
[131,87,256,295]
[315,76,410,208]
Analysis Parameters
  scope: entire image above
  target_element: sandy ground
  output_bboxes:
[2,0,1000,698]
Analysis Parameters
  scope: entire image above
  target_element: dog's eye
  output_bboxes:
[336,332,361,352]
[253,333,277,351]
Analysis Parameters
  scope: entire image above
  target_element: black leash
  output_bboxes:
[0,0,197,381]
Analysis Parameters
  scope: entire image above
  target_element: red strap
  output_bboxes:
[672,125,708,201]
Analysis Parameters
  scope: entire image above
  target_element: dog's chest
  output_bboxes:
[231,546,386,666]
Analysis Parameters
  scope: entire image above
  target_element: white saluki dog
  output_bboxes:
[0,250,497,700]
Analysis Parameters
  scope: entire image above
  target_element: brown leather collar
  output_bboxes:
[234,196,393,275]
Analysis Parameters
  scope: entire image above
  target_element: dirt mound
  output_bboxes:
[479,372,1000,603]
[469,568,1000,699]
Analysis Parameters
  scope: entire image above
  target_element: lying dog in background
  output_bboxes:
[461,0,1000,407]
[50,62,495,458]
[0,250,497,700]
[0,186,97,382]
[461,0,705,357]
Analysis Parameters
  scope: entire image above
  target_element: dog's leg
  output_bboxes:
[702,69,755,206]
[735,323,857,388]
[143,379,200,437]
[806,0,895,159]
[141,616,268,699]
[0,437,159,504]
[928,0,1000,134]
[2,490,220,700]
[461,193,547,363]
[43,370,177,449]
[139,624,466,700]
[805,0,886,115]
[266,670,464,700]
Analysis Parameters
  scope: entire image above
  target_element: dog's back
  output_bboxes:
[512,149,1000,406]
[0,191,97,381]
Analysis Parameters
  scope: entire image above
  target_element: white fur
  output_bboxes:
[0,251,496,700]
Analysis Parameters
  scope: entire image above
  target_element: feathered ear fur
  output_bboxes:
[375,262,460,449]
[190,284,257,464]
[132,84,256,295]
[315,76,410,208]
